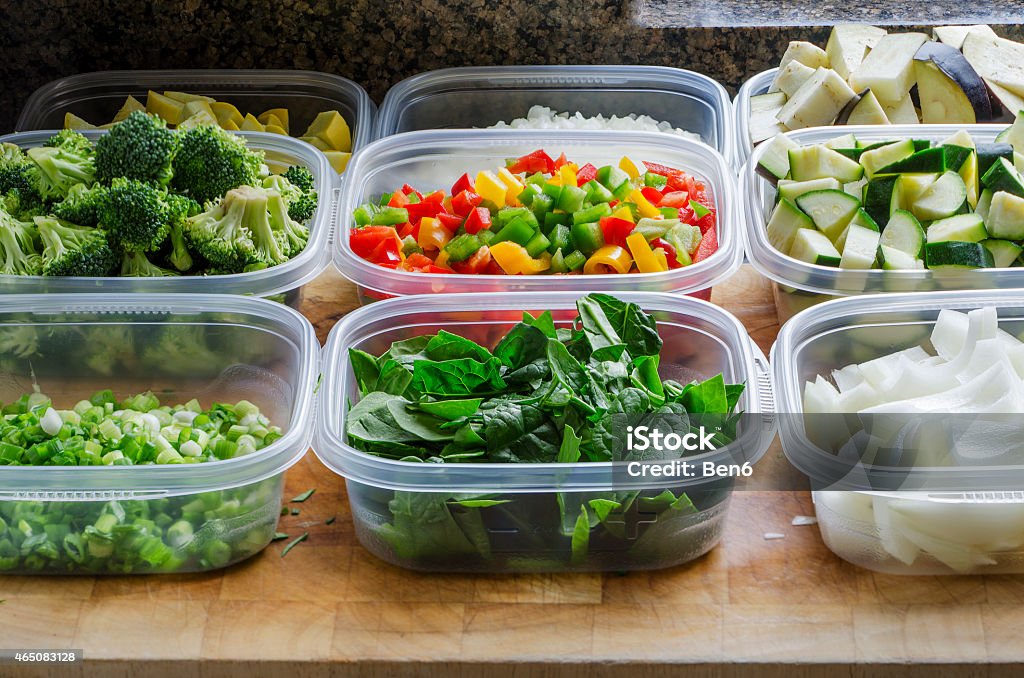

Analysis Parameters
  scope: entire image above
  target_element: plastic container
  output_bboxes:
[15,69,375,157]
[0,129,335,305]
[0,293,319,575]
[335,129,742,303]
[773,290,1024,574]
[742,124,1014,324]
[316,291,776,573]
[734,68,1014,170]
[375,65,735,160]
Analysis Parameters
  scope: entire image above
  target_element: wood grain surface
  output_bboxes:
[2,266,1022,678]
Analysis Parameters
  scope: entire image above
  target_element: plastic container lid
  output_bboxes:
[375,65,735,161]
[316,291,777,493]
[0,129,335,296]
[742,124,1016,298]
[15,69,376,155]
[772,289,1024,492]
[0,293,319,499]
[334,129,742,298]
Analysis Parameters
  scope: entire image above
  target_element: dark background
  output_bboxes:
[1,0,1022,133]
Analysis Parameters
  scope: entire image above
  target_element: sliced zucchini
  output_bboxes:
[777,177,843,201]
[959,150,980,208]
[836,89,891,126]
[925,213,988,243]
[863,175,902,228]
[844,178,868,200]
[986,191,1024,239]
[941,145,974,173]
[860,139,916,178]
[795,189,862,243]
[756,133,800,183]
[771,59,818,98]
[789,228,842,267]
[878,147,946,175]
[976,143,1014,177]
[1003,115,1024,152]
[981,157,1024,198]
[976,189,994,221]
[840,218,882,269]
[913,42,992,123]
[879,244,924,270]
[778,41,831,71]
[765,198,814,253]
[788,144,865,182]
[912,171,969,220]
[749,92,789,145]
[826,24,886,80]
[925,240,994,268]
[941,129,976,149]
[880,209,926,258]
[823,133,858,150]
[849,33,929,104]
[835,208,879,252]
[898,173,939,210]
[776,68,857,130]
[982,238,1023,268]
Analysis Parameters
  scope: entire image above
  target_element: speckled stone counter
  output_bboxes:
[2,0,1023,132]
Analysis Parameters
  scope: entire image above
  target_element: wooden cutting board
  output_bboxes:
[3,266,1023,678]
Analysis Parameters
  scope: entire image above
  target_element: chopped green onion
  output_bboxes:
[280,533,309,558]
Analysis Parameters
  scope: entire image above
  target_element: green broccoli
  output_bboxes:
[0,326,39,359]
[52,183,108,227]
[0,207,42,275]
[267,189,309,257]
[119,250,179,277]
[95,111,179,186]
[25,130,95,201]
[263,169,317,223]
[140,324,225,376]
[182,186,258,272]
[82,325,137,375]
[35,216,117,277]
[171,125,265,204]
[281,164,314,192]
[163,193,201,272]
[98,177,172,252]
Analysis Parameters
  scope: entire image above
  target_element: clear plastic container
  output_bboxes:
[741,124,1013,324]
[0,129,335,305]
[772,290,1024,574]
[316,291,776,573]
[375,65,735,160]
[334,129,742,303]
[734,69,1014,170]
[0,293,319,575]
[15,69,376,156]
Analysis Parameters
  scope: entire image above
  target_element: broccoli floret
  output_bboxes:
[262,172,317,223]
[281,165,314,192]
[171,125,264,204]
[0,207,42,275]
[267,189,309,257]
[35,216,117,277]
[52,183,108,227]
[167,221,193,272]
[98,177,172,253]
[181,186,260,272]
[119,250,178,277]
[82,325,136,375]
[140,325,223,376]
[25,131,95,201]
[0,326,39,359]
[95,111,179,186]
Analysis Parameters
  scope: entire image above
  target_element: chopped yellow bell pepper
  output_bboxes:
[304,110,351,152]
[417,217,453,251]
[177,110,219,130]
[475,170,507,208]
[619,156,640,180]
[626,233,669,273]
[299,135,331,151]
[489,241,550,275]
[162,91,215,105]
[559,165,577,188]
[240,113,265,132]
[64,112,98,130]
[221,118,241,131]
[583,245,633,275]
[145,91,184,125]
[629,189,661,219]
[112,96,145,123]
[258,108,290,133]
[211,101,244,128]
[324,151,351,173]
[497,168,525,206]
[611,206,635,223]
[263,124,288,135]
[434,250,451,269]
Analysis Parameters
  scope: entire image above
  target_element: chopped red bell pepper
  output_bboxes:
[552,152,569,170]
[405,253,434,269]
[438,213,465,231]
[576,163,598,187]
[406,191,447,222]
[599,216,635,248]
[350,226,401,259]
[387,191,409,208]
[692,225,717,262]
[401,184,424,200]
[397,222,416,239]
[677,205,696,225]
[452,190,483,216]
[368,237,402,266]
[463,206,491,235]
[696,209,717,235]
[451,173,474,195]
[450,246,493,274]
[657,191,690,208]
[508,150,556,174]
[641,186,664,204]
[650,237,681,269]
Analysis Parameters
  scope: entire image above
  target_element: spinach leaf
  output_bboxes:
[348,349,380,396]
[412,357,506,396]
[376,359,414,397]
[557,424,582,464]
[425,330,494,362]
[524,310,558,338]
[679,373,729,414]
[578,294,663,359]
[494,322,550,370]
[570,504,590,565]
[417,398,483,420]
[382,335,433,364]
[378,492,483,561]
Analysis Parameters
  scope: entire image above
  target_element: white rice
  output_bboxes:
[490,105,701,141]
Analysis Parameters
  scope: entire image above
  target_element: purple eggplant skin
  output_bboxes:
[835,90,867,125]
[914,41,993,122]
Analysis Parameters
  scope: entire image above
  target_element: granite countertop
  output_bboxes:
[2,1,1023,133]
